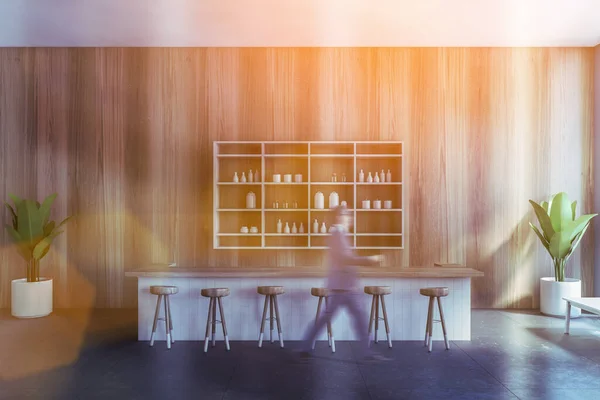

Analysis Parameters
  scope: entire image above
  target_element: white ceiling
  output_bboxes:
[1,0,599,47]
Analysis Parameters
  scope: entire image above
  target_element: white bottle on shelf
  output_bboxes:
[233,172,239,183]
[241,172,247,183]
[313,219,319,233]
[249,169,254,183]
[277,219,283,233]
[284,222,290,234]
[367,172,373,183]
[374,173,380,183]
[255,170,260,182]
[386,169,392,182]
[380,169,385,183]
[299,223,304,233]
[359,169,365,183]
[291,222,297,233]
[320,222,327,233]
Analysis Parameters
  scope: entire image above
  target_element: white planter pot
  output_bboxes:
[540,277,581,318]
[11,278,53,318]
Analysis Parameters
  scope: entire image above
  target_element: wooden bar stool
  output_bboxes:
[310,287,335,353]
[257,286,285,348]
[364,286,392,348]
[149,285,178,349]
[201,288,231,353]
[420,287,450,352]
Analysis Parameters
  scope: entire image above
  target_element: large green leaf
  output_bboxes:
[541,201,549,213]
[549,229,574,259]
[529,222,550,252]
[568,214,597,241]
[564,222,591,260]
[8,193,23,206]
[38,193,57,226]
[17,199,44,244]
[5,224,32,260]
[5,202,17,228]
[571,201,577,221]
[32,231,62,260]
[529,200,555,240]
[549,192,573,231]
[43,220,56,237]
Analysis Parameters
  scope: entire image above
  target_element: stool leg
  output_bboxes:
[164,295,171,349]
[166,295,174,344]
[375,295,380,344]
[437,297,450,350]
[312,296,323,350]
[424,296,433,347]
[217,297,230,351]
[204,297,213,353]
[258,294,269,347]
[380,295,392,348]
[212,296,217,347]
[273,295,284,348]
[428,297,435,353]
[368,295,376,345]
[269,295,274,343]
[325,296,335,353]
[150,295,162,347]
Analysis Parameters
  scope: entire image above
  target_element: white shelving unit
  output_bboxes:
[213,141,404,249]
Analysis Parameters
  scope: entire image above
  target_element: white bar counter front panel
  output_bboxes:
[134,275,473,342]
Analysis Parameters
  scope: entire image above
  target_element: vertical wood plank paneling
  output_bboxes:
[0,48,595,308]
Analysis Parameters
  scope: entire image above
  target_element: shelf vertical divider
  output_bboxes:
[353,142,357,248]
[261,142,265,248]
[307,142,312,248]
[213,141,219,249]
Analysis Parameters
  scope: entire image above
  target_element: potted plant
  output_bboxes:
[529,192,596,317]
[4,193,71,318]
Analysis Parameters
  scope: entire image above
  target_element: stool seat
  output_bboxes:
[420,287,449,297]
[311,287,329,297]
[150,286,179,295]
[257,286,285,296]
[201,288,230,298]
[364,286,392,296]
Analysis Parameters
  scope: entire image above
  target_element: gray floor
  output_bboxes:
[1,309,600,399]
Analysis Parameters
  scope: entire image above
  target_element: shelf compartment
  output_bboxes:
[265,185,308,209]
[218,158,262,183]
[265,211,308,235]
[356,157,402,184]
[356,186,402,209]
[310,157,354,183]
[356,235,403,248]
[265,235,309,248]
[217,212,262,234]
[356,142,402,155]
[310,142,354,155]
[264,142,308,155]
[217,186,262,209]
[310,234,355,249]
[355,212,403,235]
[356,209,403,212]
[264,157,308,183]
[310,186,354,209]
[216,142,262,155]
[217,236,262,248]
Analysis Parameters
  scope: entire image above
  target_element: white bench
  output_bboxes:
[563,297,600,334]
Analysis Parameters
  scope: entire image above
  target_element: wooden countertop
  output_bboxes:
[125,266,484,279]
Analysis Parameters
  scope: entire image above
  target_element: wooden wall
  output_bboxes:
[0,48,594,309]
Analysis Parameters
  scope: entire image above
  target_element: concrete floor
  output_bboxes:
[0,308,599,399]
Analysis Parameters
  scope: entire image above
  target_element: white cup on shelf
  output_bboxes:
[284,174,292,183]
[294,174,303,183]
[240,226,249,233]
[250,226,258,233]
[273,174,281,183]
[362,200,371,209]
[384,200,393,209]
[373,200,381,209]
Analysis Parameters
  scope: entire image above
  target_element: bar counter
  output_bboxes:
[126,266,483,342]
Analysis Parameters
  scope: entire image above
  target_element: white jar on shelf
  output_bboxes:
[314,192,325,209]
[329,191,339,208]
[246,192,256,209]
